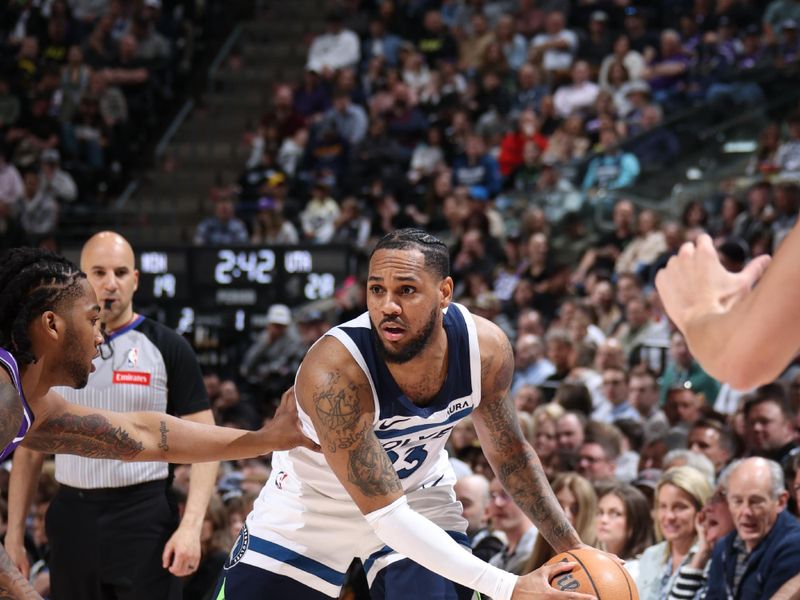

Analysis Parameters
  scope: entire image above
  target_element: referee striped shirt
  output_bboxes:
[54,315,209,489]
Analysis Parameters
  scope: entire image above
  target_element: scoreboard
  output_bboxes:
[61,244,357,333]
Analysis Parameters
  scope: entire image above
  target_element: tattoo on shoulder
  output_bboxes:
[313,370,366,453]
[0,383,23,449]
[312,370,401,497]
[25,412,144,459]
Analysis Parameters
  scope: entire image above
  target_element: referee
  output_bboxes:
[6,231,218,599]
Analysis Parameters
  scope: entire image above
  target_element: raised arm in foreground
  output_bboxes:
[655,232,785,389]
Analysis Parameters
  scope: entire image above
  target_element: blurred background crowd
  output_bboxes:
[2,0,800,598]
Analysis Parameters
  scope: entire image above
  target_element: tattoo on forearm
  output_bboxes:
[24,413,144,460]
[313,370,402,497]
[0,543,40,599]
[313,371,364,454]
[347,429,403,496]
[480,335,579,551]
[0,383,23,449]
[158,421,169,452]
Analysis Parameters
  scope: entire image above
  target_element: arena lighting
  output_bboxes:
[722,140,758,153]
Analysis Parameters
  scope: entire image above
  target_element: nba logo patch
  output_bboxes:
[224,524,249,570]
[126,348,139,368]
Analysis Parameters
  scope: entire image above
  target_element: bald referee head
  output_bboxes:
[81,231,139,332]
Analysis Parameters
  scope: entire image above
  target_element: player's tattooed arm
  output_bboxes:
[22,411,145,459]
[296,338,404,514]
[0,383,23,451]
[472,318,581,553]
[0,544,42,599]
[23,390,306,463]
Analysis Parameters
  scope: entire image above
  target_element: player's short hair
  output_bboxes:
[371,228,450,279]
[0,248,85,365]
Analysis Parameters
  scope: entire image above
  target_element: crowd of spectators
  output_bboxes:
[0,0,230,249]
[6,1,800,599]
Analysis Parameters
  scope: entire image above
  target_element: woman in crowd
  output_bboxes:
[530,402,565,480]
[522,472,597,571]
[636,466,713,600]
[595,484,655,580]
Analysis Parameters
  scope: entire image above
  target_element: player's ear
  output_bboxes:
[439,277,454,307]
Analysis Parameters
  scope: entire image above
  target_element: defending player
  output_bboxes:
[214,229,599,600]
[0,247,314,599]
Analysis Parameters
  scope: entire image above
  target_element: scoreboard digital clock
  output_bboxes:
[62,244,356,313]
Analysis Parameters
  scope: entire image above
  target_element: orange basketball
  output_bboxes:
[545,547,638,600]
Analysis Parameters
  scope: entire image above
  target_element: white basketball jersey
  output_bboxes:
[270,303,483,501]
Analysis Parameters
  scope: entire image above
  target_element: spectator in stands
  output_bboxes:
[637,466,713,600]
[415,9,458,67]
[511,62,548,114]
[553,60,599,118]
[361,16,402,68]
[0,199,27,250]
[771,182,799,249]
[511,334,555,395]
[622,7,660,57]
[733,181,772,241]
[630,367,669,439]
[323,91,368,146]
[524,473,597,569]
[494,14,528,72]
[615,209,667,275]
[556,411,587,457]
[454,474,505,562]
[212,379,261,431]
[487,473,538,574]
[530,10,578,76]
[0,74,21,130]
[38,149,76,204]
[193,195,248,245]
[18,168,58,244]
[602,367,642,423]
[595,484,655,580]
[452,134,501,196]
[532,403,565,480]
[641,30,690,111]
[775,113,800,173]
[498,110,547,179]
[614,296,670,361]
[250,197,299,245]
[764,0,800,43]
[667,477,735,599]
[306,11,360,76]
[581,127,641,195]
[240,304,304,406]
[629,104,681,171]
[689,418,735,474]
[744,385,799,468]
[300,178,340,244]
[578,421,622,485]
[663,450,717,485]
[599,34,645,88]
[660,331,721,407]
[0,145,24,208]
[705,458,800,599]
[6,92,59,168]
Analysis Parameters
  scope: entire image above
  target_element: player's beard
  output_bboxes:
[62,327,91,389]
[371,305,439,365]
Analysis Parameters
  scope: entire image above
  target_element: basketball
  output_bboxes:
[546,547,638,600]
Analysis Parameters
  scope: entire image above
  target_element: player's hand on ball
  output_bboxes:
[264,387,321,452]
[512,561,596,599]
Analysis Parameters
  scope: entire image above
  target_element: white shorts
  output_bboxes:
[232,466,469,597]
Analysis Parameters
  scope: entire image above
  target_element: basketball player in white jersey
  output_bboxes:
[214,229,601,600]
[656,230,800,599]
